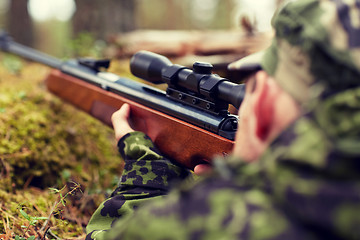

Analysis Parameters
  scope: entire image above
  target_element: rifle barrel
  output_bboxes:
[0,31,62,69]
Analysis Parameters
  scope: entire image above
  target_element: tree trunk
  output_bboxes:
[106,0,136,33]
[8,0,34,46]
[72,0,136,40]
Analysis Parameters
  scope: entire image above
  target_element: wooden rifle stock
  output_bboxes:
[46,69,234,169]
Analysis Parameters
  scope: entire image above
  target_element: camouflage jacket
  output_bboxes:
[86,88,360,240]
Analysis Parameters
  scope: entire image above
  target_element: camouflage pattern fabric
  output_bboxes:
[86,0,360,239]
[86,132,191,239]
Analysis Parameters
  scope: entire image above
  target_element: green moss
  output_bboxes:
[0,59,133,238]
[0,61,123,190]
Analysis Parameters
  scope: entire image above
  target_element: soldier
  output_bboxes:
[86,0,360,239]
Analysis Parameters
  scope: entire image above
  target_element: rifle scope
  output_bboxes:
[130,51,245,111]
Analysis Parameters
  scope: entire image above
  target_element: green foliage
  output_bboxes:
[18,207,48,239]
[64,32,106,58]
[12,182,82,239]
[15,235,35,240]
[1,54,23,74]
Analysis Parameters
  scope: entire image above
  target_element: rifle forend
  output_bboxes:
[0,31,244,169]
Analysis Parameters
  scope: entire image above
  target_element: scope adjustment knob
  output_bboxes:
[193,62,213,75]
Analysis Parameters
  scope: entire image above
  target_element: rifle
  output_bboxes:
[0,31,245,169]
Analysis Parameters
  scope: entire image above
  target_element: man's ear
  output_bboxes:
[252,71,276,141]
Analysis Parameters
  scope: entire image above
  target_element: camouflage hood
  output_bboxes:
[228,0,360,176]
[230,0,360,104]
[227,0,360,237]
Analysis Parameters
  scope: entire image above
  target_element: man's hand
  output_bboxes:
[111,104,135,142]
[112,104,213,175]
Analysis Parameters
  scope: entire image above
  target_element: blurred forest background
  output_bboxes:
[0,0,287,57]
[0,0,287,239]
